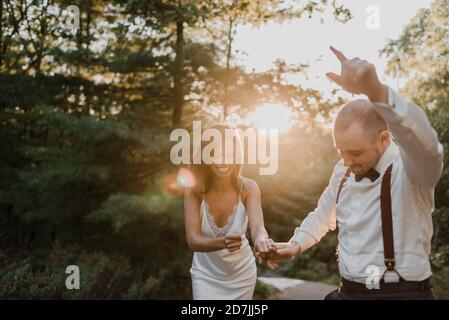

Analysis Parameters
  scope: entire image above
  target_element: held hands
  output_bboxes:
[226,235,280,270]
[326,46,388,103]
[270,242,301,261]
[254,238,278,270]
[255,240,302,271]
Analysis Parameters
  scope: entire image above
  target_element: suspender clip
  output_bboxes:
[385,258,396,270]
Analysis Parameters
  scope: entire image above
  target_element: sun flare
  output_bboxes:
[247,103,294,132]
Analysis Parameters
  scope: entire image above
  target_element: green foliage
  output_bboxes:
[382,0,449,298]
[254,279,278,300]
[273,232,340,286]
[0,0,350,299]
[0,244,190,299]
[430,244,449,299]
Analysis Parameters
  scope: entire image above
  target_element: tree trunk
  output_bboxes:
[223,18,234,121]
[86,0,92,51]
[172,19,184,128]
[75,3,83,116]
[35,1,49,74]
[0,0,3,70]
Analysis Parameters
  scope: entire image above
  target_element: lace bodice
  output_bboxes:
[203,201,240,237]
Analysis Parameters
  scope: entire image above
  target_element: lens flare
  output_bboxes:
[176,167,196,188]
[160,167,197,197]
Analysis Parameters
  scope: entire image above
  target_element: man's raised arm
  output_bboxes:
[326,46,443,188]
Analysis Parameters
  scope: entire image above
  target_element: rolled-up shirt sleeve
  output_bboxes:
[290,162,342,252]
[372,86,444,189]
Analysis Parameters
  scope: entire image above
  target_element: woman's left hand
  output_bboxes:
[254,238,277,264]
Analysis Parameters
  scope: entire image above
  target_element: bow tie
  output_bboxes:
[355,168,380,182]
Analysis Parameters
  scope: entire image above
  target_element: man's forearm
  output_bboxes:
[371,86,444,187]
[290,229,318,253]
[367,83,389,104]
[289,240,302,255]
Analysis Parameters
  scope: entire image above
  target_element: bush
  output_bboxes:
[0,244,192,299]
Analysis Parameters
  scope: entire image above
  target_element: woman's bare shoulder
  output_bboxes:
[184,186,202,201]
[240,176,260,199]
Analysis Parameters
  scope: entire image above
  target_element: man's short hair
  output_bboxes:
[333,99,387,142]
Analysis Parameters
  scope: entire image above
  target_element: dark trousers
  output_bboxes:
[324,277,434,300]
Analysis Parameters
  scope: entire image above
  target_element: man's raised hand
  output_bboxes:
[326,46,388,103]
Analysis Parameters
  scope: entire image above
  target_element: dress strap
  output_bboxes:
[239,179,244,203]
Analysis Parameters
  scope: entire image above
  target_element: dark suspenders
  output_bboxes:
[336,168,351,204]
[335,168,350,262]
[335,164,403,282]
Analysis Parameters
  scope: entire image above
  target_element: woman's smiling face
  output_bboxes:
[210,163,235,177]
[210,148,236,178]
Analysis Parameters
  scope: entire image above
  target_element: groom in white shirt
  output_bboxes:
[261,47,444,299]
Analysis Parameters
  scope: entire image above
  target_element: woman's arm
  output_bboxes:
[184,187,242,252]
[244,178,268,242]
[243,178,276,265]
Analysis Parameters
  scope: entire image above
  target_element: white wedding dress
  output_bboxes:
[190,195,257,300]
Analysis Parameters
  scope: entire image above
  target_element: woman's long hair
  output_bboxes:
[191,124,244,197]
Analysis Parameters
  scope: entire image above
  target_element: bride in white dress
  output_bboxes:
[184,124,276,300]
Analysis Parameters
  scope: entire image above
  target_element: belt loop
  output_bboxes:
[420,280,431,291]
[420,281,425,291]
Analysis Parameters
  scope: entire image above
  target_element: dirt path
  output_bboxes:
[258,276,338,300]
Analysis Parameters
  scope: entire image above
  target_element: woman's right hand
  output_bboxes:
[224,234,243,252]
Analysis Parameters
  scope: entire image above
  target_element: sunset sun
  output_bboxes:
[247,103,294,132]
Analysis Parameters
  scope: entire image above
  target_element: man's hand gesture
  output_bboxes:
[326,46,388,103]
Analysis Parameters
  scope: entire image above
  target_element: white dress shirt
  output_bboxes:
[291,86,444,283]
